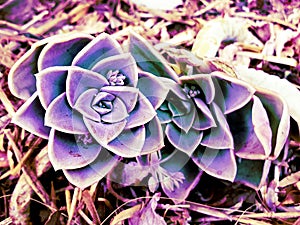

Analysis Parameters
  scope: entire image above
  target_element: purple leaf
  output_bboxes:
[252,96,272,157]
[166,123,203,156]
[255,91,290,159]
[227,98,272,160]
[192,98,216,130]
[201,102,234,149]
[101,96,129,123]
[12,92,50,139]
[137,72,169,109]
[211,71,255,114]
[45,93,88,134]
[125,93,157,129]
[8,40,47,99]
[73,89,100,122]
[160,151,202,203]
[141,116,164,154]
[72,32,123,69]
[63,148,119,189]
[192,147,237,182]
[36,66,68,109]
[83,117,127,146]
[101,86,139,113]
[48,129,102,170]
[37,34,93,70]
[66,66,109,107]
[106,126,146,157]
[91,53,138,87]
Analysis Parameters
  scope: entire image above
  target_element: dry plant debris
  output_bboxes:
[0,0,300,224]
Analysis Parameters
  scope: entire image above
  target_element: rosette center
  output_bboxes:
[184,84,201,98]
[107,70,126,86]
[92,92,115,115]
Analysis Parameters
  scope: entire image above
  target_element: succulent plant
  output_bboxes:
[128,32,292,192]
[8,33,166,188]
[8,31,294,201]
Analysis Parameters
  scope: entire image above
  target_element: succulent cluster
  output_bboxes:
[8,31,292,201]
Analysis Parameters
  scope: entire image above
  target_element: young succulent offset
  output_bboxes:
[8,33,165,188]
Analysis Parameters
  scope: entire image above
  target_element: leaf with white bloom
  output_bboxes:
[36,66,68,109]
[137,72,169,109]
[105,126,146,157]
[72,32,123,69]
[227,98,272,160]
[192,147,237,182]
[66,66,109,107]
[8,40,47,99]
[12,93,50,139]
[255,90,290,159]
[236,66,300,131]
[201,102,234,149]
[63,148,119,189]
[211,71,255,114]
[141,116,164,154]
[45,93,88,134]
[38,34,93,71]
[48,129,102,170]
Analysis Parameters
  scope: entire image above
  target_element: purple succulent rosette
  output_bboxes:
[154,72,255,181]
[8,33,165,188]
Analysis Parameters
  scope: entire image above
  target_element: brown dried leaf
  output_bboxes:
[110,204,142,225]
[279,171,300,188]
[192,17,263,58]
[82,190,101,224]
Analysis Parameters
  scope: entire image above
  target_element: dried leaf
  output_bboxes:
[110,204,142,225]
[128,194,166,225]
[131,0,183,10]
[192,18,263,58]
[45,211,62,225]
[279,171,300,188]
[82,190,101,224]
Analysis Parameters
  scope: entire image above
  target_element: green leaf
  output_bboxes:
[128,31,179,82]
[235,159,271,190]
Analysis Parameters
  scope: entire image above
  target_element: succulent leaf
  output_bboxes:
[45,93,88,134]
[63,149,119,189]
[36,66,68,109]
[66,66,109,107]
[12,93,51,139]
[72,32,123,69]
[48,129,101,170]
[192,147,237,182]
[129,31,179,82]
[38,34,93,71]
